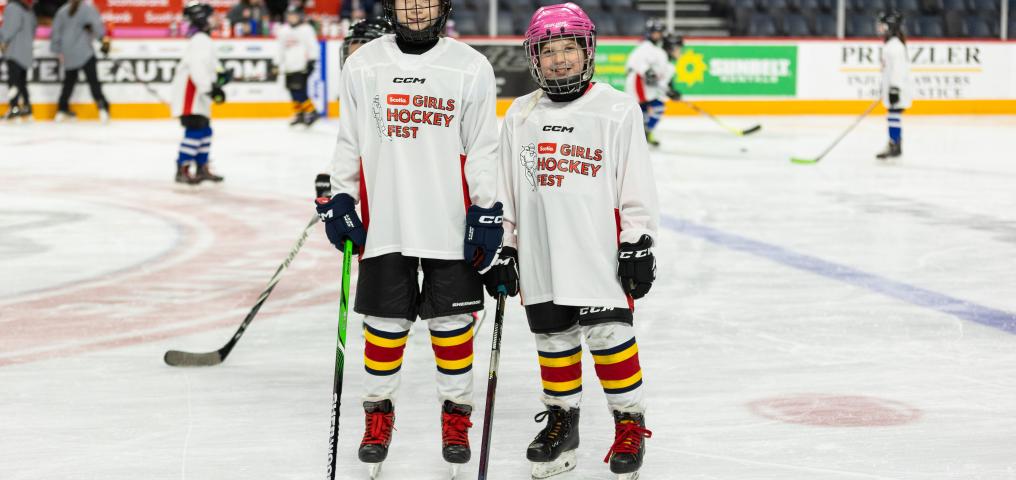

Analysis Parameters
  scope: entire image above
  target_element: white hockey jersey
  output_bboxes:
[330,34,499,261]
[882,37,912,109]
[498,83,660,309]
[170,32,219,118]
[276,23,319,74]
[624,40,674,103]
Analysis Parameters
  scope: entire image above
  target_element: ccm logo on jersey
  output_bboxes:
[579,307,614,315]
[618,249,651,259]
[387,94,410,106]
[393,77,426,84]
[538,143,557,154]
[543,125,574,133]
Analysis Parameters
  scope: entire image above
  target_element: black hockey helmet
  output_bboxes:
[286,4,305,23]
[341,17,394,65]
[183,1,214,31]
[662,32,683,60]
[382,0,450,44]
[645,17,665,42]
[877,10,904,37]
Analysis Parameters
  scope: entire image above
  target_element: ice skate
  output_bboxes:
[55,110,77,122]
[875,141,901,160]
[441,400,473,467]
[302,110,319,127]
[1,106,23,122]
[99,108,111,124]
[605,410,652,479]
[528,406,580,479]
[288,113,304,127]
[194,164,224,183]
[359,399,395,465]
[174,162,199,185]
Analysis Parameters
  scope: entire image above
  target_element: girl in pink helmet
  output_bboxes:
[483,3,660,478]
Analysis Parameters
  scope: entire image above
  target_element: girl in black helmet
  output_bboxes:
[876,10,910,160]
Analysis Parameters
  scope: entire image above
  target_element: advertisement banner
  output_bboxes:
[471,43,538,97]
[0,39,296,106]
[797,41,1015,100]
[592,43,797,96]
[672,45,797,96]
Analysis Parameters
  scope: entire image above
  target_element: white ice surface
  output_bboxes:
[2,115,1016,479]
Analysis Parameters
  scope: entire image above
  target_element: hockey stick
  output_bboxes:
[477,290,508,480]
[790,98,880,164]
[681,100,761,136]
[163,175,331,366]
[326,238,353,480]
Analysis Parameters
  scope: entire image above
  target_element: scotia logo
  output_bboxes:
[387,94,410,106]
[538,143,556,154]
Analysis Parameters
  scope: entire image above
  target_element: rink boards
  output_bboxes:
[0,37,1014,119]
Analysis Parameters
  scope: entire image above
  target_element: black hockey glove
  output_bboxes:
[667,85,682,101]
[888,86,900,107]
[464,202,504,271]
[644,69,659,86]
[315,193,367,249]
[210,85,226,104]
[482,246,519,297]
[215,68,235,87]
[304,60,316,75]
[617,234,656,300]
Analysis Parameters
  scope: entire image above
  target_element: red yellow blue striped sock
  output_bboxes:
[431,321,474,375]
[538,345,583,397]
[363,323,409,376]
[591,337,642,395]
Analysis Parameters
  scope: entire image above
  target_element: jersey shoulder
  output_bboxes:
[439,37,495,74]
[591,83,641,111]
[503,89,545,121]
[344,35,390,69]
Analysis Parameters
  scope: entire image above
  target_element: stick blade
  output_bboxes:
[741,124,762,136]
[164,349,224,367]
[790,157,819,165]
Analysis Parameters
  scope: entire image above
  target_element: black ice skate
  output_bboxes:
[528,406,580,479]
[359,399,395,478]
[194,164,224,183]
[289,113,304,127]
[302,110,320,127]
[876,141,902,160]
[175,163,199,185]
[441,401,473,477]
[604,410,652,480]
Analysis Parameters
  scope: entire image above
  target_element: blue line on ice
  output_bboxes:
[662,215,1016,335]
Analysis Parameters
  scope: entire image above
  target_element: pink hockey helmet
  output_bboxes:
[523,3,597,96]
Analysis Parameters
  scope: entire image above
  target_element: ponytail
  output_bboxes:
[69,0,82,16]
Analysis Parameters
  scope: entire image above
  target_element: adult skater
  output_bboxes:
[624,18,682,147]
[0,0,37,121]
[50,0,111,122]
[339,17,393,66]
[876,10,910,160]
[275,5,319,126]
[170,1,228,184]
[486,3,659,479]
[313,0,500,475]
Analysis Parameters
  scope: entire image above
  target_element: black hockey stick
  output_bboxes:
[327,238,353,480]
[682,100,761,136]
[477,290,508,480]
[163,175,331,367]
[791,98,880,164]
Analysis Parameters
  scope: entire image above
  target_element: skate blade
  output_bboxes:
[367,462,383,479]
[616,472,640,480]
[531,450,577,479]
[448,463,461,479]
